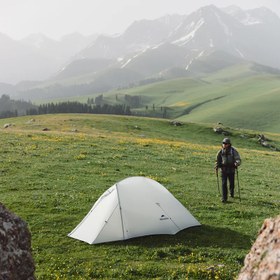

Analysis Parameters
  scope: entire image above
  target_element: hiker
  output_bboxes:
[215,138,241,203]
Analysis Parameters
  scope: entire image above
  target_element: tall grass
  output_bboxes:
[0,114,279,279]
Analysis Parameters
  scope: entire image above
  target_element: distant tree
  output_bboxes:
[124,94,141,107]
[0,110,18,118]
[162,107,167,118]
[0,94,36,118]
[28,101,131,116]
[95,94,103,105]
[87,98,95,105]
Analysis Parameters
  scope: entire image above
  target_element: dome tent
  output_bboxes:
[68,176,200,244]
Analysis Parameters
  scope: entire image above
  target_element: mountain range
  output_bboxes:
[1,5,280,101]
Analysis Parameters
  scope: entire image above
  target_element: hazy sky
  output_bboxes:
[0,0,279,40]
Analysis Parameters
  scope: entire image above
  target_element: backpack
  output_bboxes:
[220,147,236,167]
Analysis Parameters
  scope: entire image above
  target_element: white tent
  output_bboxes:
[68,176,200,244]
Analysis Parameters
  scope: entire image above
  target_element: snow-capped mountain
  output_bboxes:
[224,5,280,26]
[2,5,280,100]
[77,14,186,60]
[67,4,280,82]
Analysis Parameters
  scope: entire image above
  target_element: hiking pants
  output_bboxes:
[221,172,235,201]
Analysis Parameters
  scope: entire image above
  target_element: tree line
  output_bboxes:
[0,94,169,119]
[0,94,36,118]
[0,95,132,118]
[26,101,131,116]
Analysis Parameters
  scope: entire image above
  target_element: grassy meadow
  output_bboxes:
[69,64,280,133]
[0,114,279,279]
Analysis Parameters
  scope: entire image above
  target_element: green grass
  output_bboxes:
[34,62,280,133]
[69,64,280,133]
[1,114,279,279]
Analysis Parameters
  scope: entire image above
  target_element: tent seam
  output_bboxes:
[115,183,126,240]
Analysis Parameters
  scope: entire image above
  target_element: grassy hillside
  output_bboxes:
[1,114,279,279]
[83,63,280,133]
[25,60,280,133]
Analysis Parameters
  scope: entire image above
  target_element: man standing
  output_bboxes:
[215,138,241,203]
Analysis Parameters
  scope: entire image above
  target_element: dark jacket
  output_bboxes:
[216,146,241,174]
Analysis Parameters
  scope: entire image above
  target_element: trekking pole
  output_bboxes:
[216,169,221,195]
[236,168,241,202]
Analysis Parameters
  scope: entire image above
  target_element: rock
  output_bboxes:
[3,123,12,128]
[213,126,231,136]
[213,127,223,133]
[26,119,36,124]
[237,215,280,280]
[170,121,183,126]
[257,134,270,142]
[257,134,279,151]
[0,203,35,280]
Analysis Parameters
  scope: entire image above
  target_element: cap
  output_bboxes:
[222,138,231,144]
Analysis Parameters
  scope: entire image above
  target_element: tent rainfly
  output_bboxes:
[68,176,200,244]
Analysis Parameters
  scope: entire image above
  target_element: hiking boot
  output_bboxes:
[221,199,227,203]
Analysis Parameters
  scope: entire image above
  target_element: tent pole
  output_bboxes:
[115,183,126,240]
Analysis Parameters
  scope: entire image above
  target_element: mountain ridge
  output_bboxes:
[1,5,280,104]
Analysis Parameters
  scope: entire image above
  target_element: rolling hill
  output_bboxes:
[95,60,280,133]
[1,5,280,134]
[4,5,280,101]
